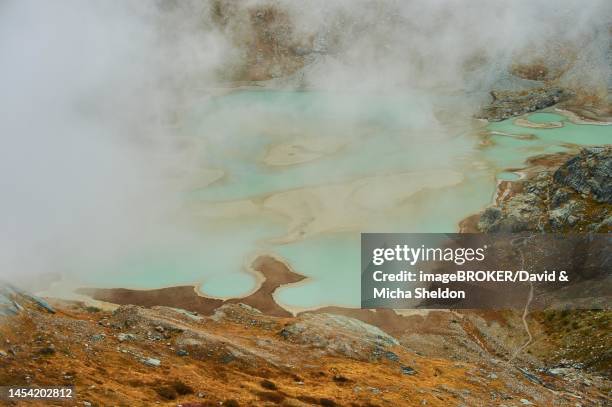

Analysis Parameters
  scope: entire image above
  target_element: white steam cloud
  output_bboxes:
[0,0,229,284]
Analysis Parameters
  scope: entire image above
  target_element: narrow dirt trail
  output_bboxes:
[508,238,534,364]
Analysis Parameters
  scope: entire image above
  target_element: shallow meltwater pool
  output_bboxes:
[57,91,610,309]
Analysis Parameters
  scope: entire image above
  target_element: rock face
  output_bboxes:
[475,87,572,121]
[477,147,612,232]
[279,313,399,361]
[510,62,551,81]
[1,295,611,405]
[0,283,55,316]
[107,304,403,367]
[553,147,612,204]
[209,1,312,82]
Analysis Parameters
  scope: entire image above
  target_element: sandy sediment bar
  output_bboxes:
[77,255,306,317]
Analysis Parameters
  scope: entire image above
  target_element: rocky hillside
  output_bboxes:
[459,146,612,388]
[209,0,312,82]
[1,285,610,406]
[475,146,611,233]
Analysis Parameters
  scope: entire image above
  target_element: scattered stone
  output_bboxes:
[117,333,136,342]
[143,357,161,367]
[518,368,542,386]
[384,350,400,362]
[551,188,571,208]
[0,350,7,357]
[39,344,56,355]
[591,215,612,232]
[332,374,350,383]
[547,367,571,376]
[169,308,202,321]
[400,366,416,375]
[260,379,277,390]
[176,349,189,357]
[520,399,534,405]
[147,331,163,341]
[549,200,584,229]
[91,334,105,342]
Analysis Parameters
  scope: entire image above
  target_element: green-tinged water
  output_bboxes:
[188,91,470,202]
[485,112,610,169]
[65,92,610,309]
[496,172,521,181]
[522,112,566,123]
[76,214,286,298]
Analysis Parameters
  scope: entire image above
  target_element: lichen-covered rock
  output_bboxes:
[211,303,279,330]
[279,313,398,361]
[476,87,571,121]
[553,146,612,203]
[476,147,611,233]
[477,207,502,231]
[109,305,194,334]
[0,283,55,316]
[480,193,545,232]
[548,200,585,229]
[109,304,284,366]
[550,187,572,208]
[591,215,612,232]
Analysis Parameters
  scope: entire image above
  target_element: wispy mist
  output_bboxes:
[0,0,229,284]
[276,0,611,94]
[0,0,609,287]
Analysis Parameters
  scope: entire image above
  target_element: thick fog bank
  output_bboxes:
[0,0,609,285]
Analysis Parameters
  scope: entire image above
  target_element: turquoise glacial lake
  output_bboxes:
[67,91,610,309]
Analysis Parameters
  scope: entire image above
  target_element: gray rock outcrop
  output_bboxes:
[279,313,399,361]
[553,147,612,204]
[476,87,572,121]
[0,283,55,317]
[478,147,611,233]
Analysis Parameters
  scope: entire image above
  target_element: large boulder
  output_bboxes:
[279,313,399,361]
[0,283,55,316]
